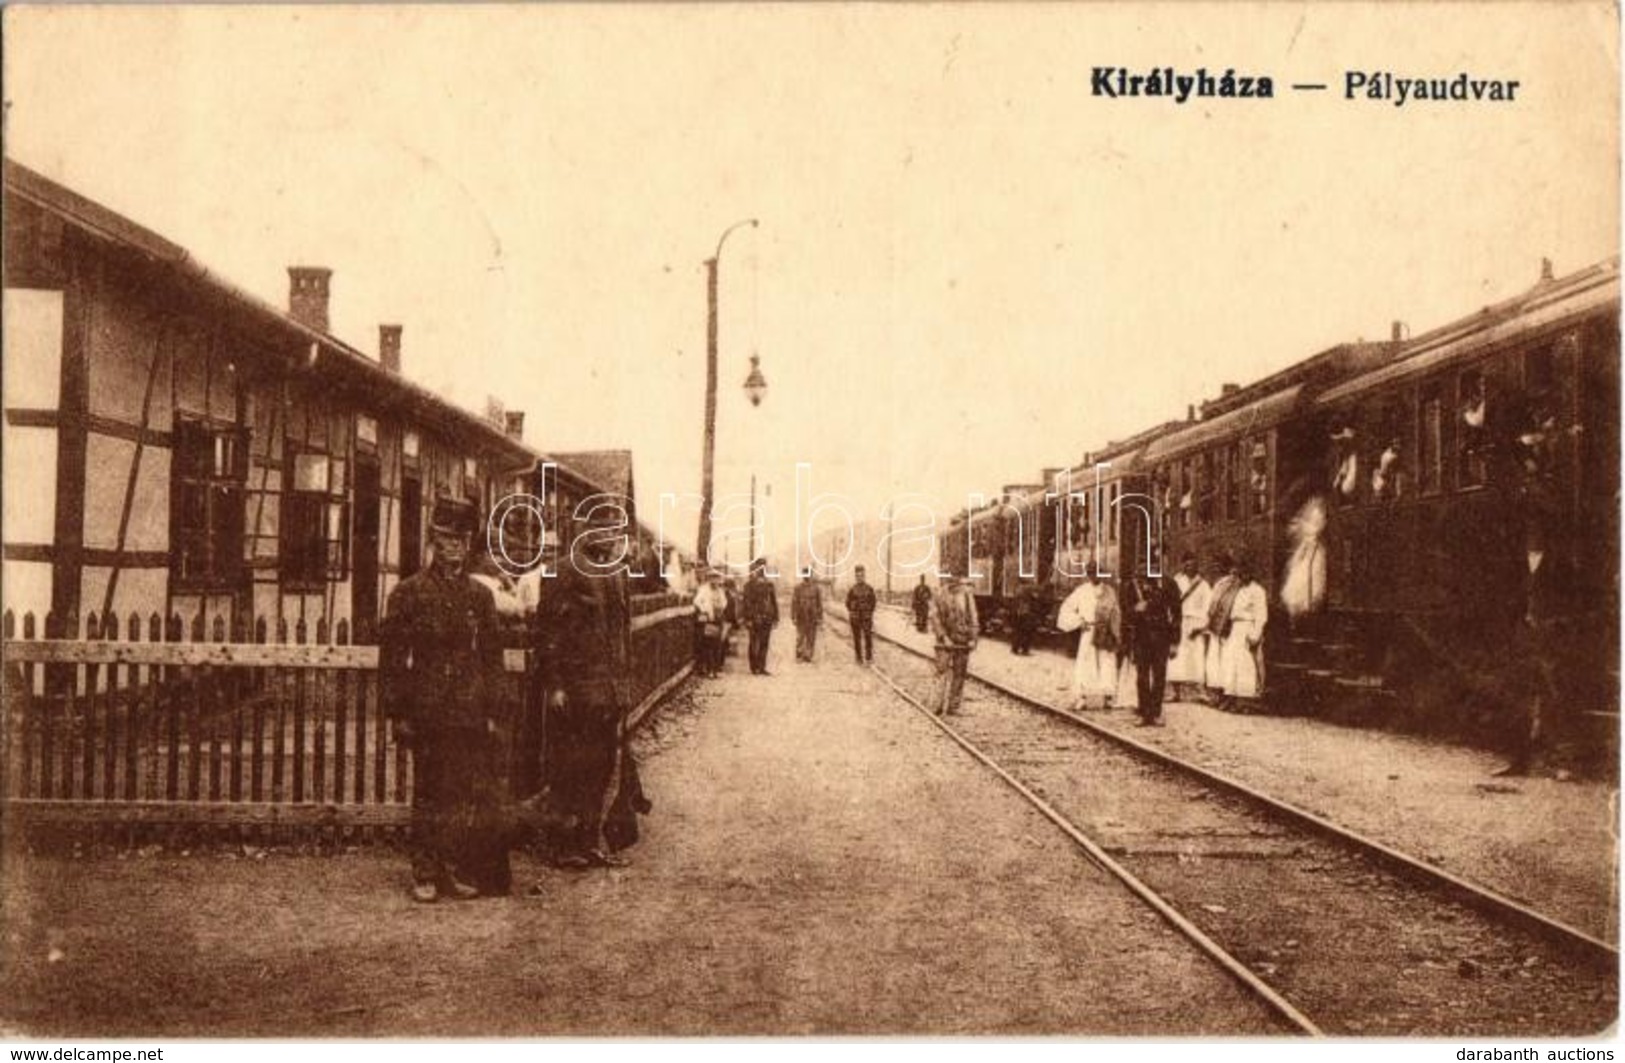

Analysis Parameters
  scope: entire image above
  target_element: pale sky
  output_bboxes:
[5,3,1618,557]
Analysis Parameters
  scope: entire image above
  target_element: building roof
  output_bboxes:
[1316,257,1621,407]
[3,157,562,479]
[1142,384,1308,464]
[550,450,634,502]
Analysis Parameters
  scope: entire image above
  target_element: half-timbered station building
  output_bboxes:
[1,158,629,645]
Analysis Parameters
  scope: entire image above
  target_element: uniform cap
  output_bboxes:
[430,498,476,538]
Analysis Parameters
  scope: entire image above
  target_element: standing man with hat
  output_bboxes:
[1124,564,1181,726]
[380,497,512,902]
[791,572,824,662]
[845,565,878,664]
[741,559,779,676]
[930,570,980,715]
[911,575,933,633]
[692,569,729,677]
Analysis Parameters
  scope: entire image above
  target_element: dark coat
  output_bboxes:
[380,566,506,732]
[792,581,823,627]
[912,584,933,614]
[846,582,878,620]
[742,574,780,626]
[1012,583,1049,626]
[536,558,632,709]
[1124,575,1181,664]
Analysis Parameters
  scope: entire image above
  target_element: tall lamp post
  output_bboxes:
[696,218,762,568]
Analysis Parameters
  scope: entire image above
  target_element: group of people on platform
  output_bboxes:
[692,563,980,718]
[379,499,651,904]
[690,563,883,675]
[1057,553,1268,725]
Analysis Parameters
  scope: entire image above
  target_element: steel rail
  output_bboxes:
[859,614,1619,970]
[857,644,1322,1036]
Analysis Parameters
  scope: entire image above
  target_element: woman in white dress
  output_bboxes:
[1203,555,1241,704]
[1167,554,1211,701]
[1220,560,1269,707]
[1057,575,1100,710]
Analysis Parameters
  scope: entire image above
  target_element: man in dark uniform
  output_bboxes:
[845,565,878,664]
[380,498,511,902]
[537,516,636,867]
[911,575,933,633]
[1124,566,1181,726]
[741,559,779,675]
[1500,513,1580,776]
[1009,573,1048,656]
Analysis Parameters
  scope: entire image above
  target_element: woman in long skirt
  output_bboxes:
[1083,575,1122,708]
[1058,578,1100,709]
[1168,556,1211,701]
[1204,556,1242,705]
[1220,563,1269,709]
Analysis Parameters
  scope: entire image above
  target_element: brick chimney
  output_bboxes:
[287,267,332,333]
[1221,382,1240,397]
[1391,320,1409,342]
[504,411,525,441]
[378,325,402,373]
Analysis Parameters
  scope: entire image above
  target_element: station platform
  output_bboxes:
[1,612,1284,1037]
[864,604,1618,943]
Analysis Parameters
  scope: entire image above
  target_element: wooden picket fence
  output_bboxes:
[0,592,695,839]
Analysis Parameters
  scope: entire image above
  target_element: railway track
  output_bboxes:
[836,617,1618,1037]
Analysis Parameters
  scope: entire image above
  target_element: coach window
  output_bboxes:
[1189,458,1202,529]
[282,449,350,589]
[1525,344,1558,395]
[1221,444,1239,521]
[1197,452,1215,525]
[1248,439,1268,517]
[171,418,248,590]
[1457,370,1488,489]
[1419,383,1445,495]
[1107,482,1120,545]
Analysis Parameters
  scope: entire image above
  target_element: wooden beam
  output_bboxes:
[4,798,410,827]
[2,638,533,673]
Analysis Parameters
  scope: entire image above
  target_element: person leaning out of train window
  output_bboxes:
[1216,557,1269,713]
[1371,437,1404,502]
[1330,424,1359,502]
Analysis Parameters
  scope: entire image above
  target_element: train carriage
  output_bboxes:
[1300,258,1620,731]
